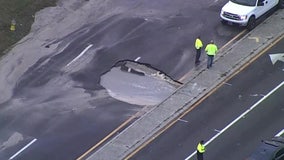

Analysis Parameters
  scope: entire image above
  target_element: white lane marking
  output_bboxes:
[134,57,141,62]
[185,81,284,160]
[224,82,232,86]
[66,44,93,67]
[178,119,189,123]
[269,53,284,65]
[9,138,37,160]
[275,129,284,137]
[249,94,265,97]
[128,57,141,72]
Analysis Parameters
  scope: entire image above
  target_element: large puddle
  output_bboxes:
[100,61,181,106]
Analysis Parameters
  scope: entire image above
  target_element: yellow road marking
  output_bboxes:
[124,33,284,159]
[248,36,260,42]
[219,30,247,52]
[76,113,138,160]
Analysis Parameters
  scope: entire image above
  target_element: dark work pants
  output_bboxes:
[207,55,214,68]
[197,151,204,160]
[195,48,201,64]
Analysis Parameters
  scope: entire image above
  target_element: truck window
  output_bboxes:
[230,0,257,6]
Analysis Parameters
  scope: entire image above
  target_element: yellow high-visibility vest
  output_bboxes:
[197,143,206,153]
[195,38,203,49]
[205,44,218,56]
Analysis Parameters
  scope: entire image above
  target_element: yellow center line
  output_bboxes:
[76,113,138,160]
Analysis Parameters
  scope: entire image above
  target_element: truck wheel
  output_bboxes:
[278,0,284,9]
[247,16,256,30]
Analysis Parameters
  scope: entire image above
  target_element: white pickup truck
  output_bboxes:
[220,0,284,30]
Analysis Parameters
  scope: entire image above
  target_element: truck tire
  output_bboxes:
[247,16,256,30]
[278,0,284,9]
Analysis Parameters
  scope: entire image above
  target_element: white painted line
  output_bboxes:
[250,94,265,97]
[275,129,284,137]
[9,138,37,160]
[269,53,284,65]
[134,57,141,62]
[224,82,232,86]
[250,94,259,97]
[178,119,189,123]
[66,44,93,67]
[127,57,141,72]
[185,81,284,160]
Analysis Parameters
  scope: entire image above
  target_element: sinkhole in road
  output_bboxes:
[100,60,181,106]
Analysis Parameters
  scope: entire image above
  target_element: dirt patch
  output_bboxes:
[0,0,57,56]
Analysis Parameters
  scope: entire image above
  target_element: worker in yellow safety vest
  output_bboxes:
[197,140,206,160]
[195,36,203,65]
[205,40,218,69]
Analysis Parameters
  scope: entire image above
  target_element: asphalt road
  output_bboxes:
[0,0,244,159]
[129,36,284,160]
